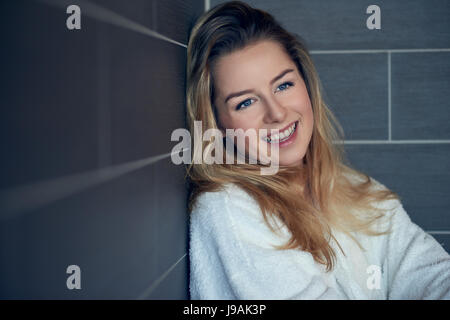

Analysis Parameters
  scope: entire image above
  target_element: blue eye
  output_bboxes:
[276,81,294,92]
[236,98,254,111]
[234,82,293,111]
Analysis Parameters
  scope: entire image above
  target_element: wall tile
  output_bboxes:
[0,0,199,299]
[0,1,100,189]
[0,159,187,299]
[91,0,156,30]
[430,234,450,255]
[105,24,187,165]
[146,254,189,299]
[391,52,450,139]
[312,53,388,140]
[211,0,450,50]
[156,0,205,45]
[344,143,450,230]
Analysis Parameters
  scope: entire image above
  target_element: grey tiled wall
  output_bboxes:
[0,0,203,299]
[210,0,450,252]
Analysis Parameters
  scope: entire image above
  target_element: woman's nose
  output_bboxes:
[262,96,287,123]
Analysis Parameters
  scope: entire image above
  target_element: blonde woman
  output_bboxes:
[185,1,450,299]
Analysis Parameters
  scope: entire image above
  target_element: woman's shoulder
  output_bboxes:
[190,183,287,238]
[192,183,257,210]
[190,183,262,222]
[190,182,290,249]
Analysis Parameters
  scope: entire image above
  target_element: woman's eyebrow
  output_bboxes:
[224,68,295,104]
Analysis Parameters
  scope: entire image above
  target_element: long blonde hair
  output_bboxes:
[185,1,400,272]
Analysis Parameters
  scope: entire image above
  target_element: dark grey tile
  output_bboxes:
[0,0,200,300]
[0,159,188,299]
[106,24,187,165]
[312,53,388,140]
[0,1,100,189]
[90,0,156,30]
[91,0,204,46]
[156,0,205,45]
[344,143,450,230]
[430,234,450,255]
[211,0,450,50]
[391,52,450,140]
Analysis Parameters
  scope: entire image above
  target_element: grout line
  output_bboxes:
[0,148,190,221]
[427,231,450,235]
[36,0,187,48]
[388,51,391,141]
[204,0,210,12]
[137,253,187,300]
[310,48,450,54]
[334,140,450,144]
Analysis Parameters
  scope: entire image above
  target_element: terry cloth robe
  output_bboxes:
[188,176,450,300]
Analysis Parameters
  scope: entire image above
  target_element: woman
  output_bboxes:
[185,1,450,299]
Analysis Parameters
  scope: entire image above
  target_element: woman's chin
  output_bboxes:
[278,157,305,167]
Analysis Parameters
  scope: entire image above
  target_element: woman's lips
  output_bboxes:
[278,121,298,147]
[264,120,297,139]
[262,120,299,144]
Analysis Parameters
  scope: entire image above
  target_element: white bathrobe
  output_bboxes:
[188,176,450,300]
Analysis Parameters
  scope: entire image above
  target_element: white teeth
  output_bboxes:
[266,122,297,143]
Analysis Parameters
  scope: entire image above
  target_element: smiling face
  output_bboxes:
[212,40,314,167]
